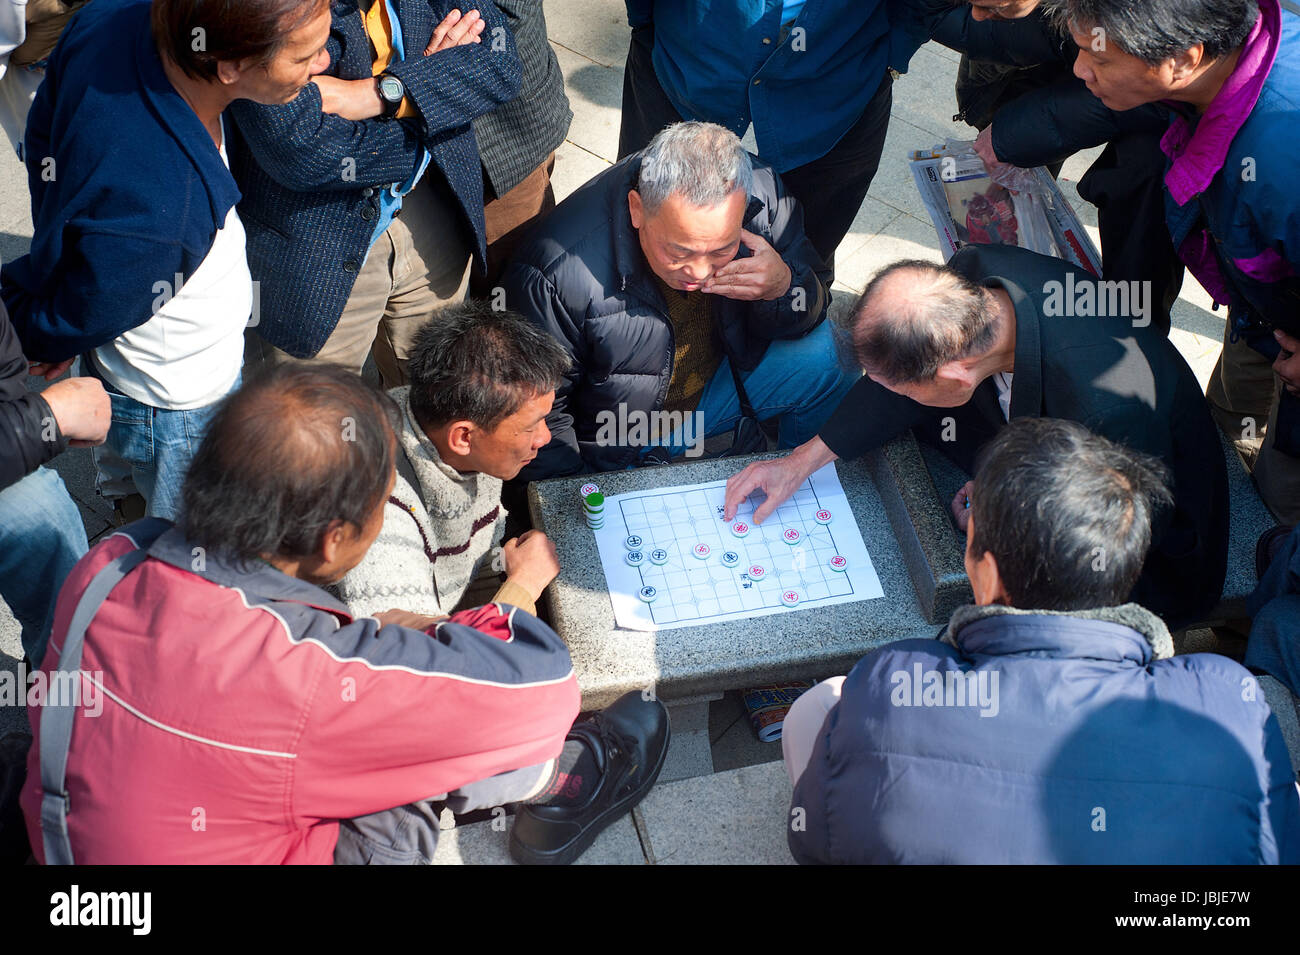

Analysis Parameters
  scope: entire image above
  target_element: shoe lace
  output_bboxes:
[589,713,641,787]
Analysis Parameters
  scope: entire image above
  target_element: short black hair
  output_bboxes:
[843,259,999,385]
[182,363,400,564]
[1046,0,1259,64]
[406,299,570,432]
[151,0,326,82]
[968,418,1173,611]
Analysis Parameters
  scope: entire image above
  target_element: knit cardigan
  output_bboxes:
[336,387,508,617]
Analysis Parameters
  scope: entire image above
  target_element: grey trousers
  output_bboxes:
[333,760,553,865]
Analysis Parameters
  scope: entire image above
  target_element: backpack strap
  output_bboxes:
[38,544,149,865]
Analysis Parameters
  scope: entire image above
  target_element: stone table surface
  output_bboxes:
[528,439,970,709]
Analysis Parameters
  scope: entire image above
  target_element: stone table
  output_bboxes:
[528,434,971,780]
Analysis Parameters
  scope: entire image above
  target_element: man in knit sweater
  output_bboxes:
[337,300,570,617]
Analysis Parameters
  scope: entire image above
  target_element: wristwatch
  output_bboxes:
[377,72,405,119]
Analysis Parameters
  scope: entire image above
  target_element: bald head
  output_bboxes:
[182,364,399,564]
[846,259,999,385]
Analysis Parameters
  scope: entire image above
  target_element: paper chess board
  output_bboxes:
[591,463,883,631]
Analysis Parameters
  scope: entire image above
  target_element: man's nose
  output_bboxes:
[311,50,331,76]
[535,420,550,448]
[1073,51,1092,83]
[682,259,710,281]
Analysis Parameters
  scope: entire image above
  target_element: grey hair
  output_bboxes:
[636,121,753,215]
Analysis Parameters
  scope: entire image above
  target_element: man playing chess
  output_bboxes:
[726,244,1228,627]
[500,121,857,478]
[335,300,570,618]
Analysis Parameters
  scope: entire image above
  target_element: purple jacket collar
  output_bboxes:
[1161,0,1281,204]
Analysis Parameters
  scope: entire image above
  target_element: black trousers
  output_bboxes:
[618,24,893,271]
[1078,127,1185,336]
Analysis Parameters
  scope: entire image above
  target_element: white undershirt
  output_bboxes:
[994,372,1013,422]
[94,118,251,410]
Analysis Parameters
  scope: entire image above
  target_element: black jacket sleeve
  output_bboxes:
[742,169,832,343]
[816,374,928,461]
[501,260,587,480]
[0,302,67,490]
[991,77,1168,168]
[931,6,1064,66]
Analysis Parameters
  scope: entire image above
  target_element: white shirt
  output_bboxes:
[94,118,251,410]
[994,372,1013,422]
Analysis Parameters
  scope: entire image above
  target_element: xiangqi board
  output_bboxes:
[591,463,884,631]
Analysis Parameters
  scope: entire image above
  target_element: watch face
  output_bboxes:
[379,75,403,103]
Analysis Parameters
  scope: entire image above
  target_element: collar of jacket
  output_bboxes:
[610,154,769,301]
[1160,0,1280,205]
[943,601,1175,663]
[133,13,242,228]
[145,523,356,622]
[393,385,499,520]
[948,246,1044,419]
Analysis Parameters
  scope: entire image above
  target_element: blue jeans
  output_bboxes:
[81,358,238,522]
[0,467,88,664]
[652,320,859,459]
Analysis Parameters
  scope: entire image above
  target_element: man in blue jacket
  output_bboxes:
[785,417,1300,864]
[230,0,521,388]
[617,0,935,269]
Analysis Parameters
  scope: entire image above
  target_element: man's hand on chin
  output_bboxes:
[702,230,792,301]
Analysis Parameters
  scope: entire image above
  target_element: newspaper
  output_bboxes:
[910,142,1102,275]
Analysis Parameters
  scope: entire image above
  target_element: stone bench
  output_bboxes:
[527,435,969,780]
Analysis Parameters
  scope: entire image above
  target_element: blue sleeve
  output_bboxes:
[1,229,193,364]
[886,0,952,73]
[383,0,522,139]
[625,0,654,29]
[1260,710,1300,863]
[228,1,521,194]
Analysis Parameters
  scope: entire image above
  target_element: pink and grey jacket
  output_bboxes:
[1161,0,1300,349]
[20,520,580,864]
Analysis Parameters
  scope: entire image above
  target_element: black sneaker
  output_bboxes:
[509,692,670,865]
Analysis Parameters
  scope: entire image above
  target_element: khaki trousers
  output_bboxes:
[258,176,471,389]
[1207,321,1300,524]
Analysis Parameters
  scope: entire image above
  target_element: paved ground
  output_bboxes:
[0,1,1259,863]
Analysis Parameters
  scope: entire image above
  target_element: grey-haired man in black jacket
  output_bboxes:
[502,121,855,480]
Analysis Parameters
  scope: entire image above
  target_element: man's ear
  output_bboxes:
[968,546,1012,606]
[1169,44,1204,84]
[937,359,979,391]
[215,59,245,87]
[319,518,354,568]
[628,189,644,230]
[444,420,475,458]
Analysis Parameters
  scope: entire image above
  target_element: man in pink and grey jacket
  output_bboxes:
[21,364,668,865]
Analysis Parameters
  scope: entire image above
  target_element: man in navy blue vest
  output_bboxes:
[785,417,1300,864]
